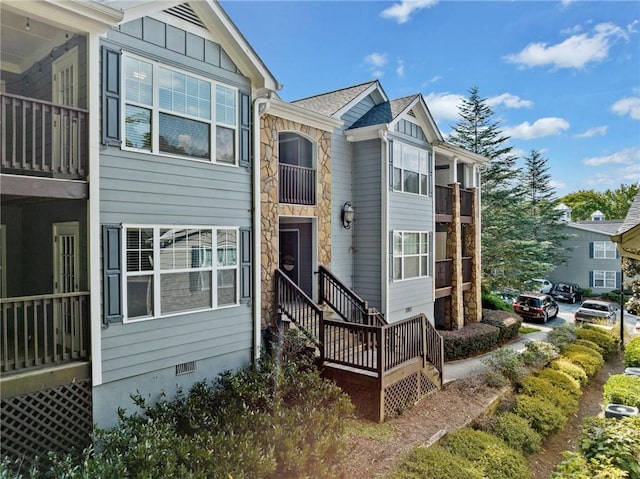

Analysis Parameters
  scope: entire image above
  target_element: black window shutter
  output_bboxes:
[103,224,123,323]
[102,46,121,146]
[240,228,252,302]
[589,271,594,288]
[589,242,594,258]
[616,271,622,289]
[388,139,394,189]
[239,92,251,167]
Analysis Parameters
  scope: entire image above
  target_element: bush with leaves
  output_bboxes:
[442,428,530,479]
[576,325,619,358]
[625,336,640,367]
[441,323,501,360]
[517,375,578,415]
[550,357,588,386]
[547,324,577,352]
[564,343,605,377]
[574,338,603,356]
[521,340,559,369]
[513,393,567,437]
[481,347,526,384]
[482,309,522,341]
[603,374,640,409]
[552,452,629,479]
[388,445,485,479]
[490,412,542,454]
[537,367,582,399]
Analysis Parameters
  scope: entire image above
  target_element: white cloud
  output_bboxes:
[396,60,405,78]
[573,125,608,138]
[424,92,465,122]
[504,22,628,70]
[380,0,439,24]
[503,117,570,140]
[583,146,640,167]
[364,52,388,68]
[582,164,640,189]
[611,96,640,120]
[550,179,568,190]
[487,93,533,109]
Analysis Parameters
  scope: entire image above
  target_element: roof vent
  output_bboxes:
[176,360,196,376]
[407,109,416,117]
[165,3,206,29]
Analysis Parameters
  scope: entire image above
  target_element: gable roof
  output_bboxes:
[349,95,418,129]
[567,220,624,235]
[611,193,640,260]
[292,80,382,117]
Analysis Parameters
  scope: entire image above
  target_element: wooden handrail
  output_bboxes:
[275,269,323,347]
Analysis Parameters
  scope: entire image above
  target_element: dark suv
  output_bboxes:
[550,282,583,304]
[513,293,559,323]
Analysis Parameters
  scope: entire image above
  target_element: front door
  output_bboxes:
[279,230,299,285]
[52,47,79,172]
[53,221,80,351]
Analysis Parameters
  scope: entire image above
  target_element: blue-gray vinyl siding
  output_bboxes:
[341,94,377,129]
[352,139,383,310]
[98,20,254,401]
[549,226,622,292]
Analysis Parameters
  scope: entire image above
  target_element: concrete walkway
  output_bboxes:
[443,325,553,384]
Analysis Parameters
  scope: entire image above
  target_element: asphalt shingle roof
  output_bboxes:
[570,221,624,235]
[291,81,378,116]
[348,94,418,129]
[617,193,640,235]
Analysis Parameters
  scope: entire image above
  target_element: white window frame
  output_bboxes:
[392,142,432,196]
[592,270,616,289]
[593,241,617,259]
[121,52,239,166]
[393,230,431,281]
[122,225,239,323]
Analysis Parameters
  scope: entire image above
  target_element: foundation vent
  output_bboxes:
[176,361,196,376]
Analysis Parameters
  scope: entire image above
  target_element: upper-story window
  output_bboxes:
[123,54,237,164]
[392,142,432,196]
[591,241,617,259]
[278,132,316,205]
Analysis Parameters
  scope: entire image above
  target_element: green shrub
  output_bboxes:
[550,358,588,386]
[578,416,640,479]
[482,347,526,384]
[521,340,559,369]
[442,428,530,479]
[603,374,640,409]
[441,323,501,360]
[513,394,567,437]
[388,445,485,479]
[490,412,542,454]
[482,292,515,312]
[553,452,629,479]
[538,367,582,399]
[574,338,603,356]
[482,309,522,341]
[517,376,578,415]
[582,287,593,297]
[547,324,577,352]
[564,344,604,378]
[576,325,619,358]
[625,336,640,367]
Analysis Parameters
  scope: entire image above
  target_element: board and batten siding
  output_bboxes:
[352,139,383,310]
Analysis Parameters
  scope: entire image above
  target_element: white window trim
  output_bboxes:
[393,230,431,282]
[591,270,616,289]
[593,241,617,259]
[122,224,240,323]
[392,142,432,197]
[121,52,239,167]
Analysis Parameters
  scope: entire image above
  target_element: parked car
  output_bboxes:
[550,282,583,304]
[574,300,617,324]
[524,278,553,294]
[513,293,559,323]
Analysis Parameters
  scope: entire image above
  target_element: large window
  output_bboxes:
[392,142,431,196]
[393,231,431,280]
[123,54,237,164]
[591,270,616,289]
[592,241,617,259]
[124,226,238,321]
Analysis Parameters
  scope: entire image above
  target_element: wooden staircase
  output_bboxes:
[275,268,444,422]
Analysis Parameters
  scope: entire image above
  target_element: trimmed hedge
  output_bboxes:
[513,394,567,437]
[490,412,542,454]
[388,446,485,479]
[441,323,501,361]
[564,344,605,377]
[603,374,640,409]
[482,309,522,342]
[537,368,582,399]
[547,324,577,353]
[576,326,619,358]
[442,428,530,479]
[517,376,578,415]
[625,336,640,367]
[550,358,588,386]
[574,338,603,356]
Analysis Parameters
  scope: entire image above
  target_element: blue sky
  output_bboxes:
[222,0,640,196]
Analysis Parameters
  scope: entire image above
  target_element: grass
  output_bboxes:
[520,326,541,334]
[344,418,395,442]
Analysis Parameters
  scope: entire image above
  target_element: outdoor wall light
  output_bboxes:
[342,201,354,229]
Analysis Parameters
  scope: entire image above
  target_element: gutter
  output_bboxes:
[379,128,389,318]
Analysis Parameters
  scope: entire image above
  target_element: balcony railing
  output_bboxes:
[1,292,90,374]
[435,185,452,216]
[279,163,316,205]
[460,189,473,217]
[462,256,472,283]
[435,259,453,289]
[0,93,88,179]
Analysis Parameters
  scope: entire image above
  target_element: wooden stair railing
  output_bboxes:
[318,266,387,326]
[275,269,323,346]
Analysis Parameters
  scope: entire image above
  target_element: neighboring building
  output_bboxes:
[549,218,624,293]
[1,0,279,462]
[612,193,640,261]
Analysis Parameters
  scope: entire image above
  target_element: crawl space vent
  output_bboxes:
[176,361,196,376]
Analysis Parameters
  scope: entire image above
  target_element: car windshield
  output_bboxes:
[583,303,608,312]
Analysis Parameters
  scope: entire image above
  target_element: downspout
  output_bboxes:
[379,128,389,318]
[252,91,272,361]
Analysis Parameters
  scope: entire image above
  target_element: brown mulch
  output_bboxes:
[335,352,625,479]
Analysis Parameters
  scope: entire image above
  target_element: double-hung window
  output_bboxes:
[393,231,431,280]
[123,54,237,164]
[591,270,616,289]
[124,226,238,321]
[392,142,431,195]
[592,241,617,259]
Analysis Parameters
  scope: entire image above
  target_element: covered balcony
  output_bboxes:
[278,131,317,205]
